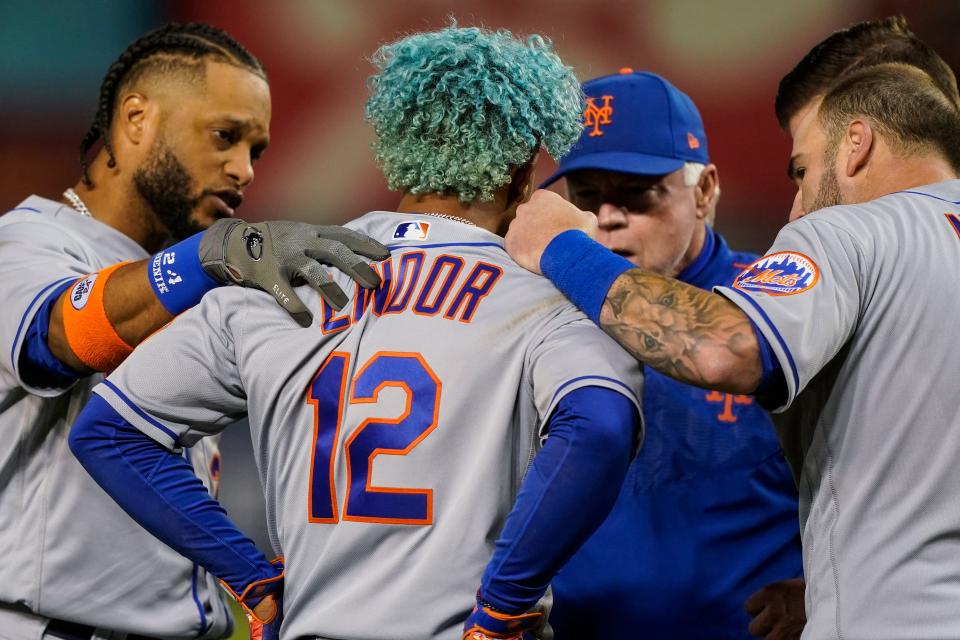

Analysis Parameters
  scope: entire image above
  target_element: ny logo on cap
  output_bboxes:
[584,95,614,137]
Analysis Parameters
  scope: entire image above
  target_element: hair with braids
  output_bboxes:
[365,24,583,203]
[79,22,266,186]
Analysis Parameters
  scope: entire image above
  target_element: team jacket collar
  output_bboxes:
[676,225,729,288]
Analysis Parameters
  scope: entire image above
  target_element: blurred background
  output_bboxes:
[2,0,958,552]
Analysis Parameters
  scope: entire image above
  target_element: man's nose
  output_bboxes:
[226,149,255,188]
[788,189,806,222]
[596,202,628,230]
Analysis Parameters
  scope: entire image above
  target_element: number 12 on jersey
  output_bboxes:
[306,351,441,525]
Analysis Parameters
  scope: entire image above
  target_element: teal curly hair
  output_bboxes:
[366,24,584,202]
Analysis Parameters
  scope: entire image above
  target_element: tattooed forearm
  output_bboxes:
[599,269,761,394]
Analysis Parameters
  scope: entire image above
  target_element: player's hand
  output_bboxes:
[224,557,285,640]
[745,577,806,640]
[505,189,597,275]
[199,219,390,326]
[461,598,545,640]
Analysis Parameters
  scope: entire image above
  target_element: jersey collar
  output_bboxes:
[677,225,717,286]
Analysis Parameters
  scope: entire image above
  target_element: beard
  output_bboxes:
[809,149,845,214]
[133,138,206,242]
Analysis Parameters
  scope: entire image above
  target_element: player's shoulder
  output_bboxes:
[800,179,960,233]
[0,195,142,257]
[345,210,449,243]
[0,196,89,253]
[200,284,277,320]
[344,210,392,234]
[878,179,960,212]
[186,285,288,340]
[782,200,881,255]
[348,209,550,278]
[1,196,72,230]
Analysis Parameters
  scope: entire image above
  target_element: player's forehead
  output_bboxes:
[195,60,271,125]
[788,96,827,167]
[147,59,270,133]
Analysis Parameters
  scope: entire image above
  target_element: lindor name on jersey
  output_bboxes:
[321,250,504,333]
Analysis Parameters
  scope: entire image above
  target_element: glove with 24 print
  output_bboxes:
[200,219,390,327]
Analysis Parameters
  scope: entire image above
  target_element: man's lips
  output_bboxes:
[208,190,243,217]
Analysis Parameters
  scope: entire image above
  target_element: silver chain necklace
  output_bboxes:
[63,188,92,217]
[417,212,476,227]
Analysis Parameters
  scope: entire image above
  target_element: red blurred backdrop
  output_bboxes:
[3,0,958,253]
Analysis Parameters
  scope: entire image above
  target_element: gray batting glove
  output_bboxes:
[199,219,390,327]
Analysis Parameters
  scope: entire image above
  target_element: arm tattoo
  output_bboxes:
[600,269,761,393]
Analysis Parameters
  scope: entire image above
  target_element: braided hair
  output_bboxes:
[79,22,266,186]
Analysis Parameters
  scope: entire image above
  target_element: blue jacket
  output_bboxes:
[550,228,802,639]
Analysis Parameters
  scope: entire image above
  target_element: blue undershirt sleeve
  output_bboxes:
[479,385,640,613]
[749,318,787,409]
[19,279,83,386]
[68,394,277,594]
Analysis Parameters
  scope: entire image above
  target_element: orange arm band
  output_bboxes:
[61,262,134,372]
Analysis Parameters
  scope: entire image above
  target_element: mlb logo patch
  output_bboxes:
[393,221,431,240]
[70,273,98,310]
[733,251,819,296]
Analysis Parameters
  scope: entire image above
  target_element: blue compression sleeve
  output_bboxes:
[479,385,640,613]
[539,231,634,324]
[69,394,276,593]
[749,318,787,407]
[19,279,83,386]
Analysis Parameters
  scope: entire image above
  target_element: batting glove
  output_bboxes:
[222,556,285,640]
[462,596,544,640]
[200,219,390,326]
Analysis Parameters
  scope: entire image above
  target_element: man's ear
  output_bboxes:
[843,119,874,178]
[107,91,161,169]
[115,92,151,146]
[694,164,719,218]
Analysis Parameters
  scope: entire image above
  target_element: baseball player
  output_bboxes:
[744,16,960,637]
[541,69,802,639]
[67,25,644,640]
[777,16,958,224]
[0,23,387,640]
[506,62,960,638]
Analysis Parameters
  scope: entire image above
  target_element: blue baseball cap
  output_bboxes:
[542,69,709,187]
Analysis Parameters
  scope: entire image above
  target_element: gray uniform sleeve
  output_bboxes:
[526,305,644,439]
[0,219,93,395]
[715,215,865,411]
[92,288,248,450]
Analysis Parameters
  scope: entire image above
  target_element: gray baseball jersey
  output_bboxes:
[0,197,231,639]
[95,211,644,640]
[716,179,960,639]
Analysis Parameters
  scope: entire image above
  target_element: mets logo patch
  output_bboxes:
[70,274,98,310]
[393,221,431,241]
[733,251,819,296]
[584,95,613,137]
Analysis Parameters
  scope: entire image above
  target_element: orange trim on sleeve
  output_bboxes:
[219,556,285,624]
[61,262,134,372]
